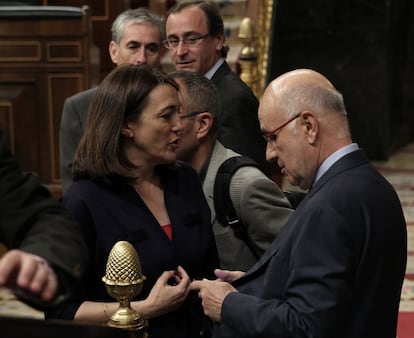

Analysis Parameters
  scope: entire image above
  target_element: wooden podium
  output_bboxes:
[0,5,95,198]
[0,315,139,338]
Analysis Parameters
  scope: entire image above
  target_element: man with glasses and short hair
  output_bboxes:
[60,7,166,192]
[165,1,271,177]
[171,70,293,271]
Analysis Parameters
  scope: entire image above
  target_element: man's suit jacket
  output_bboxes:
[59,87,97,192]
[213,149,407,338]
[211,62,270,175]
[203,141,293,271]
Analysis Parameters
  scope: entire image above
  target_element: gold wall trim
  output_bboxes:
[238,0,274,98]
[257,0,274,98]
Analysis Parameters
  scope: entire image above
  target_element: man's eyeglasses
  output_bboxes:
[179,111,205,119]
[263,113,301,143]
[163,34,210,49]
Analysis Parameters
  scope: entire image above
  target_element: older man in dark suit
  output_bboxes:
[191,69,407,338]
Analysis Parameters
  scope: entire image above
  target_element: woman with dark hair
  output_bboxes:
[47,64,218,338]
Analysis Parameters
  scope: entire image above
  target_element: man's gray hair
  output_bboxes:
[283,84,347,119]
[111,8,165,44]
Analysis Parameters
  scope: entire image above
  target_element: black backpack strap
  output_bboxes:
[213,156,262,258]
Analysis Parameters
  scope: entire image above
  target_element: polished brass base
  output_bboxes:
[104,284,148,336]
[107,299,148,330]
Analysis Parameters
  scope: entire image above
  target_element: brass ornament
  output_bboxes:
[102,241,148,336]
[238,17,259,96]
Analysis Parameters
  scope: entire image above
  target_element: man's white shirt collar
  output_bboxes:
[204,58,225,80]
[313,143,359,186]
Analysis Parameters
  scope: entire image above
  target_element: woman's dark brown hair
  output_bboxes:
[72,64,178,184]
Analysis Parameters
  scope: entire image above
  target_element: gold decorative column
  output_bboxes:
[238,0,274,98]
[102,241,148,337]
[257,0,274,97]
[238,17,259,97]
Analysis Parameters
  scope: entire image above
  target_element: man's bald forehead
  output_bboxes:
[269,69,335,94]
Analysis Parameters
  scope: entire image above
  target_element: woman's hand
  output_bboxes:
[135,265,191,318]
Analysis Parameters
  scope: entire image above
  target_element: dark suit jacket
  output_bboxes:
[211,62,269,175]
[0,128,88,308]
[59,87,97,192]
[213,149,407,338]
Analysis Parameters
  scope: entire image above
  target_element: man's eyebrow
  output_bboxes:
[167,31,200,38]
[126,40,160,47]
[126,40,142,46]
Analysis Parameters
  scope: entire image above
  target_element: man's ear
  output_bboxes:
[301,111,318,144]
[214,33,225,53]
[196,112,213,139]
[109,41,118,65]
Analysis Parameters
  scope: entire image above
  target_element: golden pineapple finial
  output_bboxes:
[102,241,148,336]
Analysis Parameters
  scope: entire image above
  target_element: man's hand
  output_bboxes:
[190,279,237,322]
[214,268,244,282]
[0,250,58,302]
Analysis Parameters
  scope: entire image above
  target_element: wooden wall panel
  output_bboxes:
[0,7,93,197]
[0,79,39,175]
[47,74,84,183]
[46,0,128,80]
